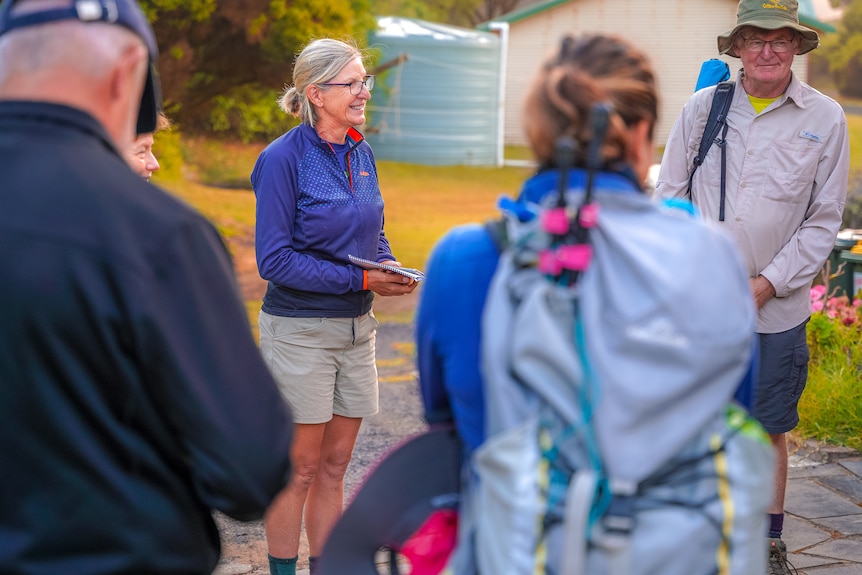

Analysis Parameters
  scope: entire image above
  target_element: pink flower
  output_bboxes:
[810,285,827,301]
[812,300,825,312]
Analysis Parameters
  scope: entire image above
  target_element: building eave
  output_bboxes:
[477,0,836,34]
[477,0,569,30]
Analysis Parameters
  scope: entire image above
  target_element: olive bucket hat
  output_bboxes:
[717,0,819,58]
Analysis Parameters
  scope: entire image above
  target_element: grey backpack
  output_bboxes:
[452,109,774,575]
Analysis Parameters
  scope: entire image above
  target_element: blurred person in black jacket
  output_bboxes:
[0,1,294,574]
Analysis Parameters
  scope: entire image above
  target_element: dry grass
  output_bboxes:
[153,136,531,326]
[377,161,532,269]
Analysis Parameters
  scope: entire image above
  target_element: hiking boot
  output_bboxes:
[767,538,798,575]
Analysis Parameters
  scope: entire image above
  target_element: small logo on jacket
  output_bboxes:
[800,130,821,142]
[360,171,370,176]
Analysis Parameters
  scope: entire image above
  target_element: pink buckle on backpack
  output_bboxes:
[578,203,599,228]
[541,208,570,235]
[538,244,592,275]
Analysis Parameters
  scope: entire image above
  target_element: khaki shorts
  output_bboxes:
[259,311,380,424]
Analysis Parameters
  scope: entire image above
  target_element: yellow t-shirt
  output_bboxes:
[748,94,780,114]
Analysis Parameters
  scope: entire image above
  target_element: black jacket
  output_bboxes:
[0,102,293,574]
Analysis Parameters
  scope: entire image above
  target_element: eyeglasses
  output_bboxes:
[318,75,375,95]
[740,37,796,54]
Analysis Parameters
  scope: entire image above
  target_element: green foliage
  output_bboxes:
[261,0,374,64]
[151,128,184,182]
[848,114,862,171]
[146,0,377,139]
[138,0,216,22]
[842,116,862,228]
[820,0,862,98]
[370,0,515,26]
[844,176,862,230]
[372,0,465,24]
[802,309,862,449]
[209,85,298,144]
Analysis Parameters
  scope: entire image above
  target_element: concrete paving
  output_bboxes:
[214,321,862,575]
[783,440,862,574]
[290,442,862,575]
[225,447,862,575]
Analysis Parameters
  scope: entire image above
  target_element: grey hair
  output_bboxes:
[277,38,363,128]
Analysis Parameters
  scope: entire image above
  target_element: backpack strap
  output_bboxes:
[484,217,509,254]
[687,81,735,221]
[718,122,730,221]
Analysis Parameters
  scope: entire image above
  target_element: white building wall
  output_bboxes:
[500,0,809,152]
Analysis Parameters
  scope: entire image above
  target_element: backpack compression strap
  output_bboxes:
[687,81,734,221]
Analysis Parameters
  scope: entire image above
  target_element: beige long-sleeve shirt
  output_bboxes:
[656,70,849,333]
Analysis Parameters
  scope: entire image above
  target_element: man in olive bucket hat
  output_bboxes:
[656,2,849,574]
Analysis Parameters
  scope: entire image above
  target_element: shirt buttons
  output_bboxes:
[736,216,742,221]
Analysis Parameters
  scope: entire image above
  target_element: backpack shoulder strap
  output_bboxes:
[484,217,509,254]
[686,81,736,222]
[687,81,735,193]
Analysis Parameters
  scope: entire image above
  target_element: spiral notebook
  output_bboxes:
[348,254,426,282]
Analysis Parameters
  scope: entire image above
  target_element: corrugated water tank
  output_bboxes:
[365,17,500,166]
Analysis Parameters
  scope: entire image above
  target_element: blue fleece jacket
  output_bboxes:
[416,169,640,452]
[252,124,394,318]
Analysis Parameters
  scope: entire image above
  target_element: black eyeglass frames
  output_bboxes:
[318,75,375,95]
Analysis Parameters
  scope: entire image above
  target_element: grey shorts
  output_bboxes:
[258,311,380,424]
[754,319,810,434]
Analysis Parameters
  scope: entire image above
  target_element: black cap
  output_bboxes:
[0,0,162,134]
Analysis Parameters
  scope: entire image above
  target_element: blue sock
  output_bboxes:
[768,513,784,539]
[268,554,298,575]
[308,555,319,573]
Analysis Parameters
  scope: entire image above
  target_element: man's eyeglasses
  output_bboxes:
[740,37,796,54]
[318,75,375,95]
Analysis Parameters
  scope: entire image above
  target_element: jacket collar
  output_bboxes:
[0,100,119,155]
[301,123,365,151]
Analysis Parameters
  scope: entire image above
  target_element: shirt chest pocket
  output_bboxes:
[762,139,821,204]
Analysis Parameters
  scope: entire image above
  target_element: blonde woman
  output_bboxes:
[251,38,416,575]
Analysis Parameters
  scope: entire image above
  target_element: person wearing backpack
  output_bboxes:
[656,2,849,573]
[417,33,771,575]
[417,34,668,456]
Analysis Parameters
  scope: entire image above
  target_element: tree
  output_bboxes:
[142,0,375,141]
[370,0,520,27]
[139,0,522,140]
[469,0,522,25]
[820,0,862,98]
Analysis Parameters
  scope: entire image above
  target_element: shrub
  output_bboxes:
[800,286,862,449]
[209,84,298,143]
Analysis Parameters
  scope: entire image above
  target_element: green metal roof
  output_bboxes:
[476,0,568,30]
[478,0,836,34]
